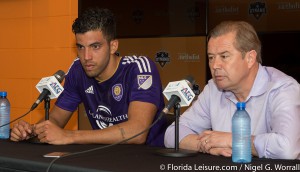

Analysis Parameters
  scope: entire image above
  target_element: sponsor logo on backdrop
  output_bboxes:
[155,51,170,67]
[178,53,200,62]
[277,2,300,10]
[187,6,200,22]
[249,1,267,20]
[112,84,123,101]
[215,6,239,14]
[132,9,144,24]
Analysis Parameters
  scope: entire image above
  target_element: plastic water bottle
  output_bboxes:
[0,91,11,139]
[232,102,251,163]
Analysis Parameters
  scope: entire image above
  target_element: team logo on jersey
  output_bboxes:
[137,75,152,90]
[112,84,123,101]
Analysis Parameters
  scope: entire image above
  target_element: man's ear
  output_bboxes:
[110,39,119,54]
[247,50,257,67]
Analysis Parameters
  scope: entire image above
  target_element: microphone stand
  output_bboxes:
[156,103,197,157]
[28,95,50,144]
[44,96,50,120]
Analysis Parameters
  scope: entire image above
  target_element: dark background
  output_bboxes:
[78,0,300,82]
[259,32,300,82]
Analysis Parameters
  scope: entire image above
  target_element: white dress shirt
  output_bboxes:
[165,64,300,159]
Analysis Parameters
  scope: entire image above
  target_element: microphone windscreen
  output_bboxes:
[53,70,65,83]
[184,75,195,88]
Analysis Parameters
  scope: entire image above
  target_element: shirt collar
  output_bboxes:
[224,64,269,102]
[249,64,269,98]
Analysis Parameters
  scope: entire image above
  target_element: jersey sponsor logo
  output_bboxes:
[96,120,108,129]
[96,105,112,116]
[85,85,94,94]
[112,84,123,101]
[122,56,152,73]
[137,75,152,90]
[88,105,128,129]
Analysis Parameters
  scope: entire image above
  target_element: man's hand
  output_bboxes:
[197,130,232,155]
[209,148,232,157]
[10,120,35,142]
[34,120,73,145]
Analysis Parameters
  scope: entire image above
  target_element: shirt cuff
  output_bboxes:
[254,134,268,158]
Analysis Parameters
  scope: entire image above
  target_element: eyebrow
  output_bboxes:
[219,51,229,55]
[90,42,101,46]
[75,43,82,47]
[75,42,102,47]
[207,51,229,55]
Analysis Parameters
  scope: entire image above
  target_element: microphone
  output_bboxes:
[30,70,65,111]
[162,76,196,114]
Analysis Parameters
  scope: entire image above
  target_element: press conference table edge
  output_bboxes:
[0,139,299,172]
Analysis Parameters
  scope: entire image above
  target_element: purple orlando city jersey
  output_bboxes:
[55,56,167,147]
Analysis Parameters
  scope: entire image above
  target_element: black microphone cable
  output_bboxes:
[0,70,65,128]
[0,109,33,128]
[46,76,200,171]
[45,111,165,172]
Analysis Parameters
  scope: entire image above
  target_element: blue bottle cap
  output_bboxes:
[236,102,246,108]
[0,91,7,97]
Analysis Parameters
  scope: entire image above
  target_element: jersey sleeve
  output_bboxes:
[55,59,82,112]
[127,56,164,109]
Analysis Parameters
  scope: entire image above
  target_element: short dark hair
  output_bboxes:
[72,8,116,42]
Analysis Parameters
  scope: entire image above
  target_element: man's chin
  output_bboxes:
[215,82,227,90]
[85,71,97,78]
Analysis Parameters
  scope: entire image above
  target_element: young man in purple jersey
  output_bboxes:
[10,8,167,147]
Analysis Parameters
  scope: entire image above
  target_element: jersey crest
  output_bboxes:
[112,83,123,101]
[137,75,152,90]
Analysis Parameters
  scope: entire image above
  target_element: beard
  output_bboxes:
[82,59,110,80]
[80,52,111,79]
[84,68,102,78]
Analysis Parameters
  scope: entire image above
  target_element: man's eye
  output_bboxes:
[221,55,228,59]
[92,45,100,49]
[77,45,84,49]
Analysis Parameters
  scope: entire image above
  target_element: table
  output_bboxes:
[0,139,299,172]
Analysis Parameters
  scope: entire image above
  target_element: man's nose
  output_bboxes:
[83,48,92,60]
